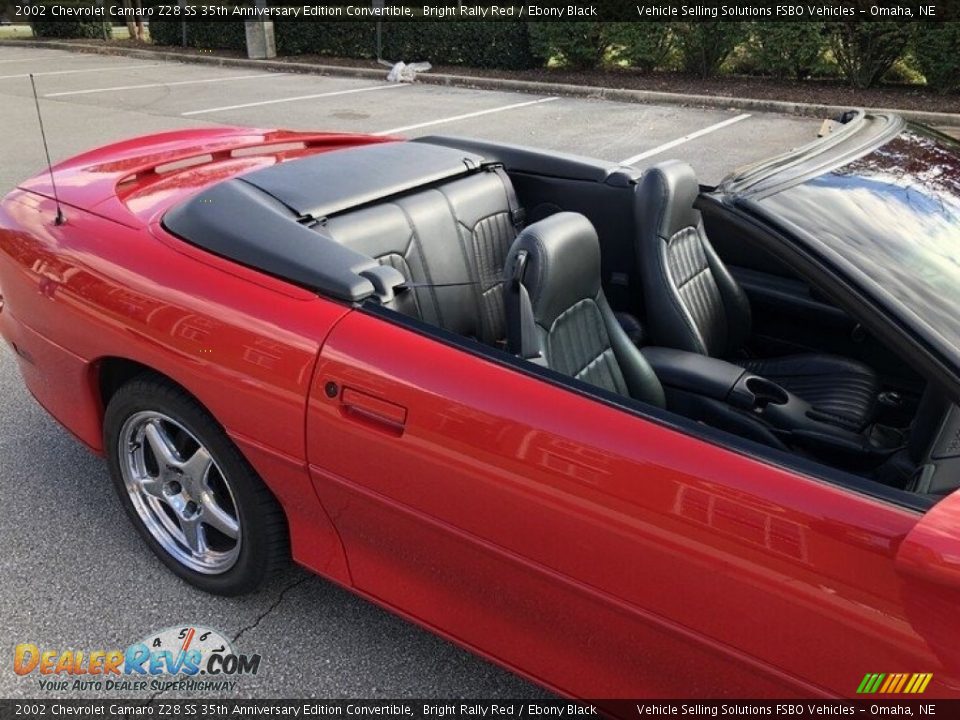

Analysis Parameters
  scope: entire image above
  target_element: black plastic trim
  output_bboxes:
[162,179,379,302]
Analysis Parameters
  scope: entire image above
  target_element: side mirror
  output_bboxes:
[895,491,960,588]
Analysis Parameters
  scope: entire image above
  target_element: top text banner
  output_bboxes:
[31,1,960,23]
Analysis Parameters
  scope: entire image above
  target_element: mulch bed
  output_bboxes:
[46,38,960,115]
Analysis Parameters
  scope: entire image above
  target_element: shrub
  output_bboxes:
[748,22,825,80]
[671,22,747,78]
[145,19,178,46]
[382,22,535,70]
[528,22,611,70]
[275,22,374,59]
[913,23,960,94]
[29,1,109,38]
[149,19,246,51]
[608,23,673,73]
[275,21,536,71]
[828,20,912,88]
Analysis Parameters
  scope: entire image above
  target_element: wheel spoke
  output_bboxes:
[139,476,166,499]
[120,409,242,574]
[180,516,208,556]
[143,421,182,469]
[181,446,213,493]
[200,494,240,539]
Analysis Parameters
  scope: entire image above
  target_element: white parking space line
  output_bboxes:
[0,55,64,65]
[374,96,559,136]
[0,64,163,81]
[181,83,406,116]
[45,74,277,98]
[621,113,753,165]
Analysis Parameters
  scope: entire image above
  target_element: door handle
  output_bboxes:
[339,386,407,437]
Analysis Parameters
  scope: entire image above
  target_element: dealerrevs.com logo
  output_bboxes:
[13,625,261,693]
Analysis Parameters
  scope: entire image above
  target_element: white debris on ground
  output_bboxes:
[380,60,433,83]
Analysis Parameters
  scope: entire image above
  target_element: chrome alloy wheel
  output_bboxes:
[118,411,241,574]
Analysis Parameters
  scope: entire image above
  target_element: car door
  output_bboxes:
[305,307,959,698]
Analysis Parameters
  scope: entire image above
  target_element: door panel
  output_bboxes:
[727,265,887,365]
[306,309,959,697]
[704,208,918,386]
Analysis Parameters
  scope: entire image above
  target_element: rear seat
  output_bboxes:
[324,167,521,346]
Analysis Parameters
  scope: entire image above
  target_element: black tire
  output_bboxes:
[103,375,289,596]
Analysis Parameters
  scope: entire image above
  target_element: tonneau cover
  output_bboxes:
[239,141,484,219]
[162,140,487,301]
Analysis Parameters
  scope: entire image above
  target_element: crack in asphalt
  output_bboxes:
[145,575,309,704]
[232,576,310,646]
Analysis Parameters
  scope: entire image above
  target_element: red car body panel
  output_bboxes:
[1,128,958,698]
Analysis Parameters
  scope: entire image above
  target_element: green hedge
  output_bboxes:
[148,19,246,51]
[614,23,675,74]
[671,22,747,78]
[913,23,960,94]
[528,22,671,72]
[29,1,109,38]
[144,19,952,93]
[382,22,535,70]
[276,21,535,70]
[528,22,614,70]
[748,22,826,80]
[275,22,374,58]
[829,21,913,89]
[152,20,534,70]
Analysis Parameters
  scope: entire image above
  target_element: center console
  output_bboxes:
[641,347,902,468]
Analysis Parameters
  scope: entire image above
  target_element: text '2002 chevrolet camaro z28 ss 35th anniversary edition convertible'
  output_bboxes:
[1,111,959,699]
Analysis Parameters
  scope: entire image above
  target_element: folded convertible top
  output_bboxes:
[241,140,484,220]
[162,140,486,302]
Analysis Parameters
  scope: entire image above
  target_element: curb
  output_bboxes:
[4,39,960,127]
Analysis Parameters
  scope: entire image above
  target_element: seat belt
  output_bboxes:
[490,165,526,232]
[505,249,546,365]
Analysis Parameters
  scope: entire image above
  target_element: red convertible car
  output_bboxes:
[1,111,959,699]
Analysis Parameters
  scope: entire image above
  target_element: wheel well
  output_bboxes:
[97,357,168,411]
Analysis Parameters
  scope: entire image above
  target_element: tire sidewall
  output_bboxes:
[104,379,278,596]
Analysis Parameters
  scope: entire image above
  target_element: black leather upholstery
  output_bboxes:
[738,355,878,431]
[637,160,751,357]
[325,168,518,345]
[506,212,665,408]
[637,160,879,430]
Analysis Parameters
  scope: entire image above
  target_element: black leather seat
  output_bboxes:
[504,212,665,408]
[325,168,519,346]
[636,160,879,431]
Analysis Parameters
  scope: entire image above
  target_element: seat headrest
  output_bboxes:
[505,212,601,327]
[639,160,701,240]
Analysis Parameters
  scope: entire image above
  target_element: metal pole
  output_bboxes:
[97,0,108,41]
[257,0,268,53]
[373,0,384,60]
[178,0,187,47]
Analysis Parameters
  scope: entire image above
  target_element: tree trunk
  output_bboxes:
[122,0,136,39]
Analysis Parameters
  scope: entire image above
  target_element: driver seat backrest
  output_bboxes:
[504,212,665,409]
[636,160,881,432]
[636,160,752,358]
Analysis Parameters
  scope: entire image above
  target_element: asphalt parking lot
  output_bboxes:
[0,45,823,700]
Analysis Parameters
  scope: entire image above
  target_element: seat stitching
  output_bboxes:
[657,234,708,355]
[392,201,444,328]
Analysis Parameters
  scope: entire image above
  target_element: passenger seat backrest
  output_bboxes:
[325,167,520,346]
[636,161,751,358]
[505,212,664,408]
[437,171,521,344]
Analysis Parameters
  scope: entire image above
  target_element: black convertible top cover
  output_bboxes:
[162,141,485,302]
[242,140,483,219]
